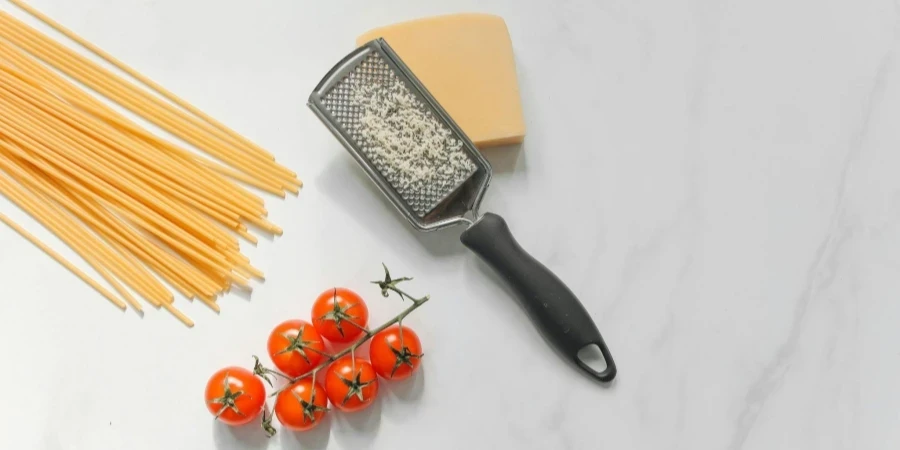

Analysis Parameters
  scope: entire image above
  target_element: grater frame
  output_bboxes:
[309,39,618,383]
[308,39,492,232]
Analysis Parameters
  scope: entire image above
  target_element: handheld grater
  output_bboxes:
[308,39,616,383]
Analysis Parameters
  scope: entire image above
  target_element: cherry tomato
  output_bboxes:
[370,325,423,381]
[205,367,266,426]
[267,320,325,378]
[312,288,369,343]
[274,378,329,431]
[325,356,379,412]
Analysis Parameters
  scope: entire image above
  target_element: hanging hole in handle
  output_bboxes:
[577,344,607,372]
[575,340,617,383]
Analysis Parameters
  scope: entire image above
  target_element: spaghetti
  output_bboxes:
[0,3,300,326]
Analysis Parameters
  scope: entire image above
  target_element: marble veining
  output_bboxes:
[1,0,899,449]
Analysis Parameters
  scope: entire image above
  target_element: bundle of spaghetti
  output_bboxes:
[0,2,301,326]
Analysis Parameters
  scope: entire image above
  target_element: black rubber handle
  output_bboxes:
[460,213,616,382]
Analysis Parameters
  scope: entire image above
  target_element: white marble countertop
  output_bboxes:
[1,0,898,449]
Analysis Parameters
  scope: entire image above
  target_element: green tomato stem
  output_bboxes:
[265,265,429,399]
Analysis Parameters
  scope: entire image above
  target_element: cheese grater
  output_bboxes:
[308,39,616,383]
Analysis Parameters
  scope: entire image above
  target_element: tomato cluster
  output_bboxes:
[205,286,424,433]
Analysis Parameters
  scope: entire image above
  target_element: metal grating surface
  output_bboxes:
[320,52,477,217]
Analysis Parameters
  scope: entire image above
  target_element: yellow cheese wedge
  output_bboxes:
[357,13,526,149]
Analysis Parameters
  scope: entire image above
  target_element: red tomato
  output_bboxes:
[325,356,379,412]
[267,320,325,377]
[205,367,266,426]
[274,378,329,431]
[370,325,423,381]
[312,288,369,343]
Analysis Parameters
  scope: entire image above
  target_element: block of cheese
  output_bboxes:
[357,13,526,149]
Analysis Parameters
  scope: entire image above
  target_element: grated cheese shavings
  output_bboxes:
[352,75,477,215]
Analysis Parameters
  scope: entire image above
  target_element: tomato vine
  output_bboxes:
[250,264,429,436]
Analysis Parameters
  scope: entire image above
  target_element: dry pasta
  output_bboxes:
[0,3,300,326]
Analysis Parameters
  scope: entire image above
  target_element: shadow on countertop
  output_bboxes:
[211,420,268,450]
[380,368,426,402]
[331,394,383,448]
[280,414,331,449]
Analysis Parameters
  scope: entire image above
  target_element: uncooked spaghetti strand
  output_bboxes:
[12,39,297,187]
[235,226,259,245]
[111,205,234,280]
[0,40,248,208]
[0,13,259,168]
[130,130,286,197]
[72,191,226,297]
[6,1,275,165]
[74,194,194,303]
[14,97,240,250]
[0,120,231,271]
[5,75,258,223]
[73,95,278,202]
[2,154,173,304]
[0,17,297,188]
[225,271,251,289]
[0,22,302,196]
[181,151,286,198]
[0,212,126,310]
[0,45,274,206]
[57,95,272,214]
[0,94,235,255]
[0,168,151,310]
[231,258,265,281]
[0,39,100,108]
[121,130,275,218]
[0,172,144,312]
[8,0,278,163]
[232,264,253,279]
[94,110,281,203]
[155,264,195,300]
[145,250,217,298]
[0,73,247,232]
[63,190,190,319]
[0,69,263,222]
[112,209,235,292]
[0,89,232,249]
[0,134,236,264]
[0,150,160,293]
[98,223,211,300]
[106,239,173,306]
[181,259,232,292]
[184,253,249,290]
[242,214,284,235]
[179,250,249,289]
[8,102,245,230]
[0,7,297,323]
[0,72,191,209]
[161,301,194,327]
[0,137,223,298]
[196,295,221,313]
[93,214,215,300]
